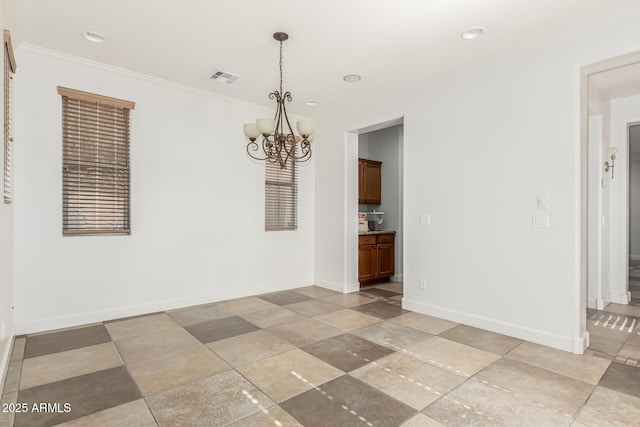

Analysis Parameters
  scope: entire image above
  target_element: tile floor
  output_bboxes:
[1,283,640,426]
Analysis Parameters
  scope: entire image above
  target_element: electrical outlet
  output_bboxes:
[418,279,427,290]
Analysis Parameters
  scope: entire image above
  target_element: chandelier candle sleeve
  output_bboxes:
[243,32,316,169]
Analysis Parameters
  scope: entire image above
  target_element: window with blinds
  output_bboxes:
[3,29,16,205]
[58,87,135,235]
[265,147,298,230]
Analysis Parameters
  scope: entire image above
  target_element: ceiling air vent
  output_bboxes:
[210,69,241,84]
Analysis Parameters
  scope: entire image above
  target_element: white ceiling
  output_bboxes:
[14,0,640,120]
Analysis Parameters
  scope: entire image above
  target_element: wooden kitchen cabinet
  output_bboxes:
[358,158,382,205]
[358,232,395,284]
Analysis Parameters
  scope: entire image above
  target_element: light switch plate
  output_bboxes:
[532,214,550,228]
[420,214,430,225]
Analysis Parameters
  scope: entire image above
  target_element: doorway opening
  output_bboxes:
[583,53,640,356]
[346,118,404,299]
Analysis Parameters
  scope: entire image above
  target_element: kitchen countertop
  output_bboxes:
[358,230,396,235]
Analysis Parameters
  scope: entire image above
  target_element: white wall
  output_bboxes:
[586,86,612,310]
[0,0,17,393]
[12,48,315,334]
[609,95,640,304]
[314,12,640,353]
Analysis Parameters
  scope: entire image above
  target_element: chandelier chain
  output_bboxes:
[279,40,283,95]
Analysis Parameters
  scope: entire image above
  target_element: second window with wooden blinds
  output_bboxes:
[58,87,135,235]
[4,29,16,205]
[265,148,298,231]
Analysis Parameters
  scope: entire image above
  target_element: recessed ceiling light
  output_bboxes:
[343,74,361,83]
[461,27,484,40]
[82,31,105,43]
[306,100,318,106]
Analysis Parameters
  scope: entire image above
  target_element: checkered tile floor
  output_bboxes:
[2,283,640,426]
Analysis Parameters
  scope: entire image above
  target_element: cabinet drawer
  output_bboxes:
[377,234,394,244]
[359,235,376,246]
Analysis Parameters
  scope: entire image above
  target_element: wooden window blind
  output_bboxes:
[3,29,16,205]
[58,87,135,235]
[265,146,298,230]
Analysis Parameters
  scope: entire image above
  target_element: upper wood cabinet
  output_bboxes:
[358,158,382,205]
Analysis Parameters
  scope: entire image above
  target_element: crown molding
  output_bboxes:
[18,43,274,113]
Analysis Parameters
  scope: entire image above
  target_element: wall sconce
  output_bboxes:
[604,146,618,179]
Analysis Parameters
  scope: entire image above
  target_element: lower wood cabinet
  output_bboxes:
[358,232,395,284]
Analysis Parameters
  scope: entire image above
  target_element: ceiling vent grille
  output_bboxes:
[210,69,241,84]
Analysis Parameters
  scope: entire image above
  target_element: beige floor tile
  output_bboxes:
[405,336,499,377]
[115,327,202,364]
[167,303,232,326]
[10,338,26,361]
[236,349,344,402]
[506,342,611,385]
[2,360,21,393]
[319,293,377,308]
[424,378,573,427]
[603,303,640,317]
[127,342,230,396]
[105,313,181,341]
[474,357,594,417]
[20,343,123,390]
[575,386,640,427]
[229,405,303,426]
[351,352,465,410]
[54,399,157,427]
[314,309,382,331]
[292,286,340,298]
[148,370,274,426]
[207,330,295,367]
[0,392,17,427]
[219,297,278,315]
[618,342,640,359]
[240,306,307,329]
[390,312,458,335]
[284,299,343,317]
[401,413,445,427]
[267,317,343,347]
[352,320,431,351]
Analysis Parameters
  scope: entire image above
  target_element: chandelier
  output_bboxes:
[243,32,315,169]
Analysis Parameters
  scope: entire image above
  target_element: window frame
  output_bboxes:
[58,86,135,235]
[3,29,16,205]
[265,145,298,231]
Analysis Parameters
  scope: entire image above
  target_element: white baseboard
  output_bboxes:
[587,295,610,310]
[0,329,16,395]
[610,291,631,305]
[402,297,579,353]
[314,279,343,293]
[391,274,403,283]
[15,281,314,335]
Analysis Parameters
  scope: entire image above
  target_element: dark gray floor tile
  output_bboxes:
[351,300,408,320]
[14,366,140,427]
[258,291,313,306]
[185,316,259,344]
[598,361,640,398]
[23,325,112,359]
[438,324,522,355]
[280,375,415,427]
[302,333,394,372]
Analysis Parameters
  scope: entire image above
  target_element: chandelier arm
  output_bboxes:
[246,138,268,161]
